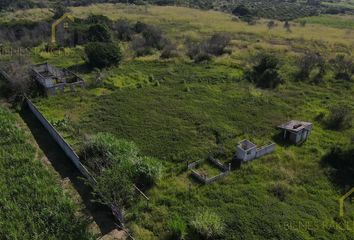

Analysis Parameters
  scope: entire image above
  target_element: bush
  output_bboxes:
[206,33,231,56]
[326,105,352,130]
[249,53,283,88]
[113,20,134,41]
[330,54,354,81]
[87,23,112,42]
[168,215,187,240]
[142,25,167,50]
[185,33,231,62]
[160,42,178,59]
[80,133,162,207]
[84,42,122,68]
[297,52,325,82]
[191,211,224,239]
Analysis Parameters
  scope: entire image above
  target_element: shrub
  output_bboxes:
[249,53,283,88]
[84,42,122,68]
[191,211,224,239]
[297,52,325,82]
[326,105,352,130]
[168,215,187,240]
[142,25,167,50]
[87,23,112,42]
[131,35,153,57]
[135,21,149,33]
[134,157,162,189]
[113,20,134,41]
[160,42,178,59]
[80,133,162,207]
[185,33,231,62]
[206,33,231,56]
[330,54,354,81]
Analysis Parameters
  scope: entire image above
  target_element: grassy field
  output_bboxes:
[0,105,93,240]
[299,14,354,29]
[3,3,353,240]
[33,63,354,240]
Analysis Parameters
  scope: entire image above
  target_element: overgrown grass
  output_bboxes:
[0,106,93,240]
[9,3,354,239]
[33,59,354,239]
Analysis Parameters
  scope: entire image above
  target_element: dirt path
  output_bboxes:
[19,106,127,240]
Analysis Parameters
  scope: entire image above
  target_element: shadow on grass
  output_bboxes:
[19,106,117,235]
[321,146,354,190]
[271,132,292,147]
[67,63,92,74]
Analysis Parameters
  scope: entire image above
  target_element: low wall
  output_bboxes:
[26,98,127,224]
[188,159,204,169]
[256,143,276,158]
[26,98,96,185]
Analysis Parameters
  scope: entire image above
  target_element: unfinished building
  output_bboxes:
[31,63,85,96]
[277,120,313,144]
[235,139,276,162]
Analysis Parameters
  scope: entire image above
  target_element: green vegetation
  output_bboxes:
[298,14,354,29]
[1,3,353,240]
[0,107,92,240]
[191,211,224,239]
[84,42,122,68]
[80,133,162,207]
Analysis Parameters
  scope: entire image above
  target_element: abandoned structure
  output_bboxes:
[31,63,85,96]
[277,120,313,144]
[235,139,276,162]
[188,157,231,184]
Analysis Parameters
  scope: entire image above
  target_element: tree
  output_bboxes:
[232,4,251,17]
[283,21,291,32]
[51,2,69,19]
[86,14,112,27]
[250,53,283,88]
[84,42,122,68]
[87,24,112,42]
[267,20,276,30]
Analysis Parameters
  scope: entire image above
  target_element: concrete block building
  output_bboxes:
[277,120,313,144]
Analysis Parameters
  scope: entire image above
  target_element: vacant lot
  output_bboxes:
[5,3,353,240]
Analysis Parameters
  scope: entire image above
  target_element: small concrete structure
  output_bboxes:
[188,157,231,184]
[236,139,276,162]
[277,120,312,144]
[31,63,85,96]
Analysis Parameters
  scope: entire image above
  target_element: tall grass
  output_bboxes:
[0,107,93,240]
